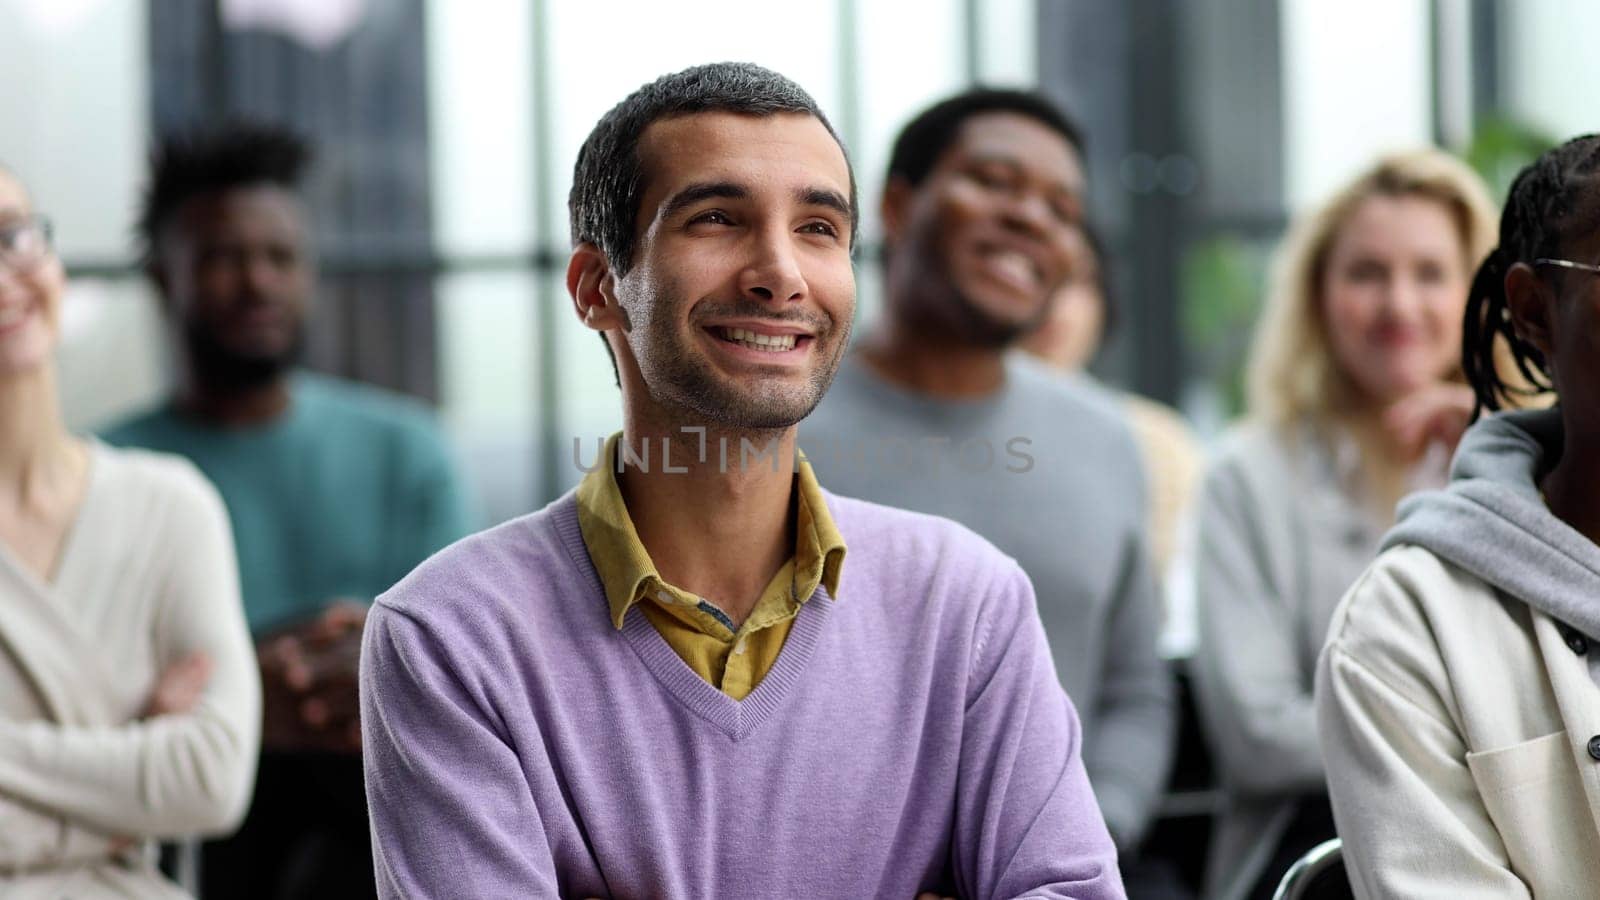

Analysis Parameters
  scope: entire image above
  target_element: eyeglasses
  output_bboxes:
[0,214,54,272]
[1533,257,1600,278]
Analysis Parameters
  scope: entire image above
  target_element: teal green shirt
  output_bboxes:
[102,372,473,634]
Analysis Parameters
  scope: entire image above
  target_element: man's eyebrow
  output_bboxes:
[967,151,1082,195]
[798,187,852,221]
[660,181,749,221]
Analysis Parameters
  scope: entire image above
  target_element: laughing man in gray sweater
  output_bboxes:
[800,88,1175,851]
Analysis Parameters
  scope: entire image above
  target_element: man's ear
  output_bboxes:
[1504,261,1555,358]
[879,177,914,246]
[567,243,629,333]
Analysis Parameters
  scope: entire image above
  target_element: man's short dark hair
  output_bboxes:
[568,61,858,276]
[138,122,312,267]
[886,88,1085,189]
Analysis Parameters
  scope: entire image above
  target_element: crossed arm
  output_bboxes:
[0,474,260,865]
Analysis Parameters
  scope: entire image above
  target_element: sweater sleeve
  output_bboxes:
[361,601,560,899]
[1191,453,1325,794]
[951,561,1126,900]
[0,466,260,838]
[0,794,118,870]
[1315,565,1532,899]
[1081,531,1175,850]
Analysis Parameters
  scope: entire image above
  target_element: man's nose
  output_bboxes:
[242,253,283,295]
[999,190,1056,238]
[738,227,807,303]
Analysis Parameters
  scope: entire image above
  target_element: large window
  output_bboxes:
[8,0,1581,524]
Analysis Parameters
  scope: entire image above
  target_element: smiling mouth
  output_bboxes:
[975,246,1044,293]
[710,326,805,353]
[1372,325,1423,347]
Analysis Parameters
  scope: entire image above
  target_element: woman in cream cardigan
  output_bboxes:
[0,166,259,896]
[1317,134,1600,896]
[1191,149,1499,899]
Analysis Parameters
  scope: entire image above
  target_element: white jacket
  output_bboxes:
[1316,544,1600,897]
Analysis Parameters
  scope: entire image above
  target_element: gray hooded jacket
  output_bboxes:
[1386,407,1600,675]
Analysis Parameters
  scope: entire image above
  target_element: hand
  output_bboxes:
[303,600,369,646]
[293,633,363,751]
[296,602,365,750]
[1385,383,1476,460]
[143,652,213,718]
[258,601,368,753]
[258,601,367,692]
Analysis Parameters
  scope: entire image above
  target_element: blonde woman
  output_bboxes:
[0,167,259,897]
[1191,149,1498,899]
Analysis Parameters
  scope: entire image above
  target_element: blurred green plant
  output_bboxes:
[1181,236,1271,417]
[1465,115,1558,199]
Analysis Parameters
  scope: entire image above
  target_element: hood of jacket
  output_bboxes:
[1384,406,1600,640]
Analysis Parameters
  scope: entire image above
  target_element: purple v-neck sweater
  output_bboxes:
[361,491,1123,900]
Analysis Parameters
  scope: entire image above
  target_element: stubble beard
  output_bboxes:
[898,236,1048,349]
[183,317,304,392]
[947,282,1040,348]
[627,292,847,432]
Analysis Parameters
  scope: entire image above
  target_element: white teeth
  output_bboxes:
[722,327,797,351]
[987,250,1036,287]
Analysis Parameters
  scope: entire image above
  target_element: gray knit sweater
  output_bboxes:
[799,352,1176,850]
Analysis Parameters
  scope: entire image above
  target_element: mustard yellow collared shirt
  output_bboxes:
[575,433,846,700]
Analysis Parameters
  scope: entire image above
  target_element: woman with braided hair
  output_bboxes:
[1192,149,1500,900]
[1316,134,1600,895]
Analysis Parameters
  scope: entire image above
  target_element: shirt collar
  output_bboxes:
[575,432,847,630]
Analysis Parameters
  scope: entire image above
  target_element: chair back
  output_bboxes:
[1271,837,1353,900]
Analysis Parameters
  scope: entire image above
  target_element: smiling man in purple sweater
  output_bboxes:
[359,62,1124,899]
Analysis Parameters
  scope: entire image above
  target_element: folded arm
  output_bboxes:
[0,793,121,872]
[0,473,260,838]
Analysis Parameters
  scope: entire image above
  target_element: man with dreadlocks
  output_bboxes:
[1316,133,1600,895]
[103,123,472,899]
